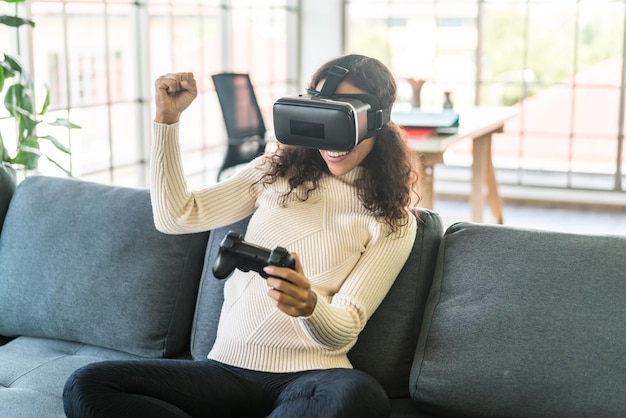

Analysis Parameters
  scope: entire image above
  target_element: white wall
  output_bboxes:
[298,0,345,89]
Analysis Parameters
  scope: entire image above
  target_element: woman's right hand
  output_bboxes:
[154,72,197,124]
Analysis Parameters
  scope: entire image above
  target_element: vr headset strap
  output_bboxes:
[319,65,349,97]
[317,64,391,134]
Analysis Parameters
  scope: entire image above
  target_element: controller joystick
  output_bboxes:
[212,231,296,280]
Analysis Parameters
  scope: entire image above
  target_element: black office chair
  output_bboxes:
[211,73,267,181]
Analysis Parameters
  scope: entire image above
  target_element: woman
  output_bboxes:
[63,54,419,418]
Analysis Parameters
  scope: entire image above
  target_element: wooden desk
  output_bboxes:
[401,107,517,223]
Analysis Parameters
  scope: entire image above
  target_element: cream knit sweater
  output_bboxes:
[150,122,417,372]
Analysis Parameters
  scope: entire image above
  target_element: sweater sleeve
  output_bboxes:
[150,122,262,234]
[298,215,418,350]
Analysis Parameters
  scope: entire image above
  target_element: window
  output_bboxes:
[346,0,626,193]
[1,0,297,188]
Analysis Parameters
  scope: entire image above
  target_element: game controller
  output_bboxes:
[212,231,296,280]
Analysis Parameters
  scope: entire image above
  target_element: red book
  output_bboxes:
[403,127,435,140]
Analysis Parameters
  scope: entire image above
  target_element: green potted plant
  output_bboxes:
[1,0,78,187]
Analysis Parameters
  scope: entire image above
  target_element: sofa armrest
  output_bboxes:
[0,163,17,234]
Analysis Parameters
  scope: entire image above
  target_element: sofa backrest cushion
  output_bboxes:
[0,176,209,358]
[411,222,626,417]
[190,216,251,360]
[191,208,443,399]
[348,208,442,398]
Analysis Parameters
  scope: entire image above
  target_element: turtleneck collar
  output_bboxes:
[332,166,363,185]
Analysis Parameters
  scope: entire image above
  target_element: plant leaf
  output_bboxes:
[0,131,10,163]
[3,0,28,4]
[0,54,31,85]
[13,139,41,170]
[49,118,81,129]
[2,53,24,74]
[1,55,18,79]
[0,15,35,28]
[5,83,38,120]
[38,135,71,154]
[16,142,71,175]
[43,155,72,176]
[5,84,39,144]
[39,86,50,115]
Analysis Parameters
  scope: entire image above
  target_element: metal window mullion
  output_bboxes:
[475,0,483,106]
[615,2,626,192]
[60,0,74,175]
[168,0,173,71]
[565,1,582,189]
[197,1,209,185]
[103,1,114,184]
[135,0,151,187]
[287,0,300,92]
[517,0,531,186]
[221,0,233,71]
[247,3,253,70]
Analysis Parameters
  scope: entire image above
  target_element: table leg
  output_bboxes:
[471,134,503,224]
[485,143,504,223]
[416,153,444,210]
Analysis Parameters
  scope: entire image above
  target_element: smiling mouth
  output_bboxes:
[326,150,350,158]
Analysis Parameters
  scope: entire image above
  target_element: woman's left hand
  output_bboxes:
[264,254,317,317]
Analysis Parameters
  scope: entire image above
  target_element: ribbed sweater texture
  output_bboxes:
[150,122,417,372]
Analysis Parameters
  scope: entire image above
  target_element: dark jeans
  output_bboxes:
[63,358,390,418]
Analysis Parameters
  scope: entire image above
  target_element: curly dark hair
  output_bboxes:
[258,54,420,234]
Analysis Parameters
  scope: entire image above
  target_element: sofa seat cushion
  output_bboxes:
[411,222,626,417]
[0,336,142,418]
[0,176,209,358]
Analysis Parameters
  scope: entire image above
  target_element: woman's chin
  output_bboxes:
[320,150,352,174]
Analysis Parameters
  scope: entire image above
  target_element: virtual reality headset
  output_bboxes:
[273,65,391,151]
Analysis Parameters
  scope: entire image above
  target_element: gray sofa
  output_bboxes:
[0,173,624,417]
